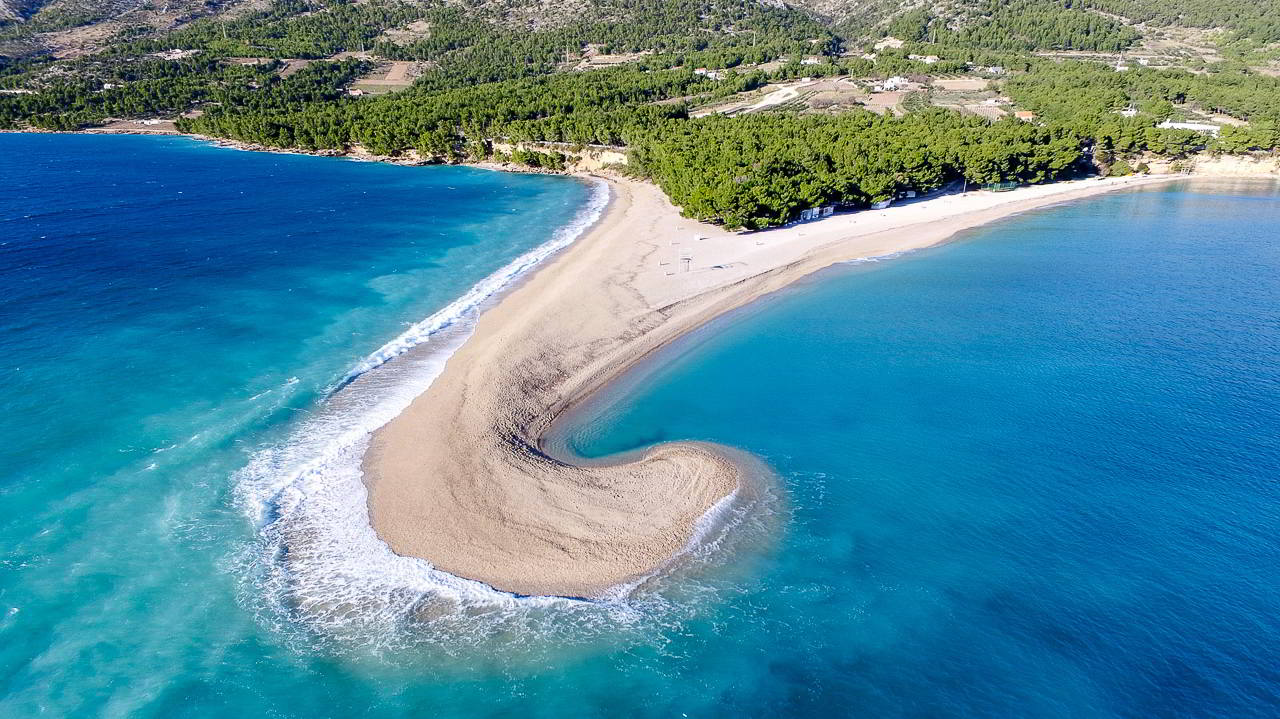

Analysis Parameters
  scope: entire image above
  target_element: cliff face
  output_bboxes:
[1182,154,1280,176]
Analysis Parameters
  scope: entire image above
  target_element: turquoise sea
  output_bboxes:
[3,134,1279,717]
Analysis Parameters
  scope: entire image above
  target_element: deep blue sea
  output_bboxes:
[3,135,1279,718]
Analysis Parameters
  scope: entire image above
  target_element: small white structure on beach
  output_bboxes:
[798,205,836,221]
[871,199,893,210]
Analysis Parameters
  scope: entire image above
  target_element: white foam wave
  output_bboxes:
[233,179,638,645]
[338,181,611,386]
[232,178,772,654]
[839,249,910,265]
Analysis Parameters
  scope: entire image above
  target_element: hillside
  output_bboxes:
[2,0,1279,229]
[6,0,1280,62]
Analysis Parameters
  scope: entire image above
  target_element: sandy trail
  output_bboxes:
[364,173,1181,598]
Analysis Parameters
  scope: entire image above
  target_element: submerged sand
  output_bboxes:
[364,173,1179,598]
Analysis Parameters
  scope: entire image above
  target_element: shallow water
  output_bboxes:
[3,136,1278,718]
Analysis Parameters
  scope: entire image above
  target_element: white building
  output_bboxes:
[876,76,909,92]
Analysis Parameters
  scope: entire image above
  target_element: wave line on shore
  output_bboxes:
[231,178,686,648]
[335,180,611,390]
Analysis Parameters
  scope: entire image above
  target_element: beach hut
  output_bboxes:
[870,199,893,210]
[984,181,1019,192]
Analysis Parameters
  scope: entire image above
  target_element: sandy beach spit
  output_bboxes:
[363,172,1187,598]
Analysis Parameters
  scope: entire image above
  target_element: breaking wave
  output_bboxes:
[336,179,611,388]
[230,178,771,656]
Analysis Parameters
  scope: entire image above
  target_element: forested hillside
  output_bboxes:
[3,0,1280,229]
[9,0,1279,61]
[883,2,1140,52]
[1077,0,1280,44]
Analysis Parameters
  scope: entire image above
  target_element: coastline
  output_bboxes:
[0,127,584,174]
[11,126,1279,178]
[362,171,1193,598]
[11,130,1269,597]
[28,126,1280,178]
